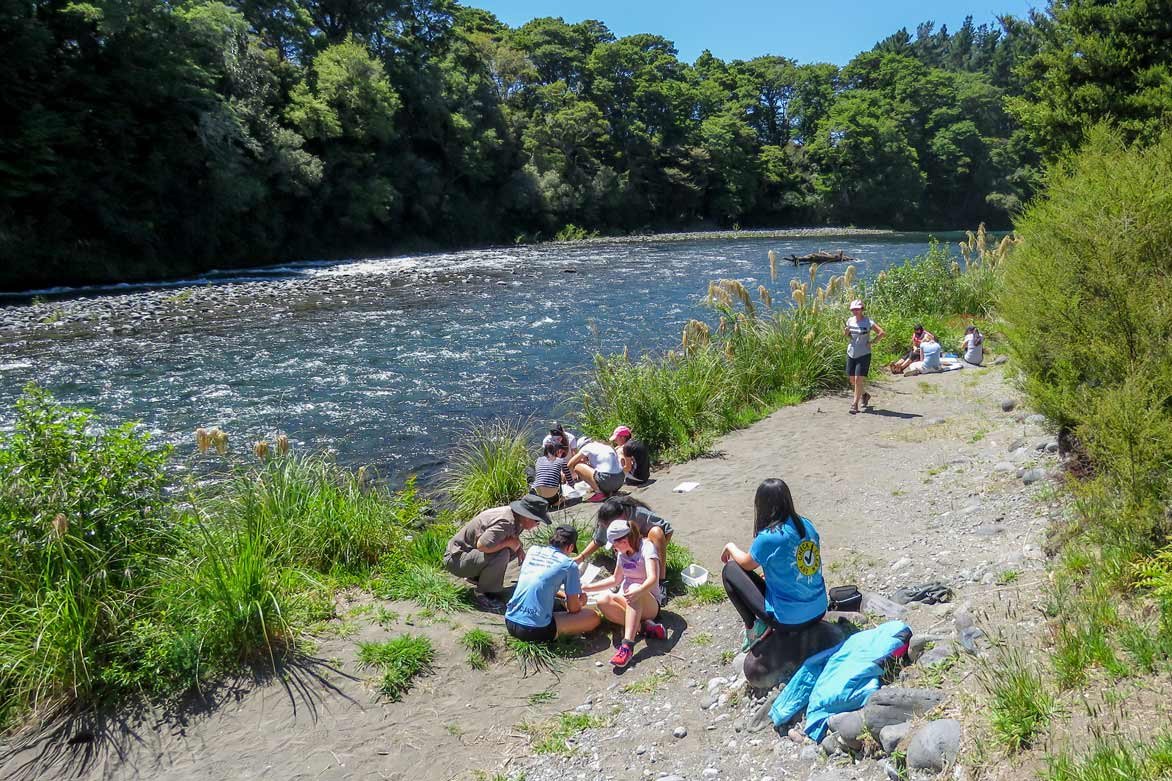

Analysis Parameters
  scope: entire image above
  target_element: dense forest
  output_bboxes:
[1,0,1169,289]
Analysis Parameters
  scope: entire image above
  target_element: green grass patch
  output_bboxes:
[691,632,714,646]
[461,628,497,670]
[980,648,1057,752]
[527,689,557,705]
[1045,734,1172,781]
[506,635,581,675]
[372,564,472,613]
[357,634,435,702]
[518,711,608,755]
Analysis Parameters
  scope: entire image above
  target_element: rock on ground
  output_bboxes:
[906,718,962,771]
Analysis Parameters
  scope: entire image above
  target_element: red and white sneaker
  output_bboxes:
[610,643,634,667]
[641,620,666,640]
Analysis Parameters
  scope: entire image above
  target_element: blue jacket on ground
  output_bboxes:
[769,620,912,741]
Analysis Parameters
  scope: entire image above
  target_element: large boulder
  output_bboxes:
[742,620,849,690]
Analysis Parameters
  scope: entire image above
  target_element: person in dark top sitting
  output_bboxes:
[610,425,650,484]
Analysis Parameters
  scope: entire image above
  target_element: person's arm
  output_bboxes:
[721,542,759,571]
[843,318,852,337]
[574,539,601,564]
[870,321,885,344]
[476,524,521,555]
[566,450,586,470]
[565,592,586,612]
[582,571,618,592]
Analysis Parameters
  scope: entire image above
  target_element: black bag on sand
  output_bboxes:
[828,584,863,612]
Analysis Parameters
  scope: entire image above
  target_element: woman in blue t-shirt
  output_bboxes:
[720,478,828,650]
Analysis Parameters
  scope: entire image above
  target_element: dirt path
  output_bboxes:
[2,362,1063,781]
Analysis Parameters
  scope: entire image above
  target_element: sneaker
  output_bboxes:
[610,642,634,667]
[587,492,607,503]
[740,618,769,651]
[862,392,871,408]
[641,620,666,640]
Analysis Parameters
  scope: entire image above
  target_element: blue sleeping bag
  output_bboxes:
[769,620,912,741]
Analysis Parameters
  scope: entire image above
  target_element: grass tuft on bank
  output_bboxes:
[0,385,451,730]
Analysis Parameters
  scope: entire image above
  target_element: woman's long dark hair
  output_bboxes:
[754,478,804,538]
[596,495,652,525]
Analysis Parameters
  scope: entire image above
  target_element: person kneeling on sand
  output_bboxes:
[505,525,601,642]
[583,520,667,668]
[444,494,551,609]
[575,496,674,595]
[720,478,828,651]
[567,437,625,502]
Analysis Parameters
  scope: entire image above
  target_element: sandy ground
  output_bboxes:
[1,361,1075,781]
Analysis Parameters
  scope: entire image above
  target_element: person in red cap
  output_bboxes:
[610,425,650,484]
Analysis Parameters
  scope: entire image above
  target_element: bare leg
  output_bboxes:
[573,463,600,492]
[596,591,627,629]
[555,609,601,637]
[647,527,670,582]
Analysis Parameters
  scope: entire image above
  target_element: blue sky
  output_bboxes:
[470,0,1041,66]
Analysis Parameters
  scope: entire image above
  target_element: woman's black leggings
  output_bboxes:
[721,560,824,632]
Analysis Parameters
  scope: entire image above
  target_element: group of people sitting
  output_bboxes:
[443,484,673,667]
[889,323,984,376]
[531,422,650,504]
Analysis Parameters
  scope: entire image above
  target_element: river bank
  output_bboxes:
[0,358,1089,781]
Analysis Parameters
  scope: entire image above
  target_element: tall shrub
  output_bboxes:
[1000,125,1172,545]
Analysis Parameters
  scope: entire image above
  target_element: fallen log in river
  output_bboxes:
[785,250,857,264]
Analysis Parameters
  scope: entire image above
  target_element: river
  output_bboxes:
[0,232,949,483]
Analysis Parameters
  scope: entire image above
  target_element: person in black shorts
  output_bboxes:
[843,299,885,414]
[505,525,600,642]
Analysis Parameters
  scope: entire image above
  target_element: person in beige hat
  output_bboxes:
[844,299,885,414]
[444,494,551,608]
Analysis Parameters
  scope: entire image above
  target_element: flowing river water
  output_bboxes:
[0,232,948,484]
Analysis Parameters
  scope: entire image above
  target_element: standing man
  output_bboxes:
[844,299,885,415]
[444,494,551,608]
[610,425,651,485]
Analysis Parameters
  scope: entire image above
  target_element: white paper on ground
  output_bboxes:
[672,481,700,493]
[561,483,584,499]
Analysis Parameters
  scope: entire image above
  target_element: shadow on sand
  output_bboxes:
[0,654,357,781]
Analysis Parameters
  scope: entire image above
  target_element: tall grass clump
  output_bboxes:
[979,648,1057,751]
[0,386,172,727]
[444,419,531,519]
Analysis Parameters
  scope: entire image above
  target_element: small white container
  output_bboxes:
[680,564,709,588]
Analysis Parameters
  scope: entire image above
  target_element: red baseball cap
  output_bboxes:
[610,425,632,441]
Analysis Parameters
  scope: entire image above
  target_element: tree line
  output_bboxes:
[1,0,1168,290]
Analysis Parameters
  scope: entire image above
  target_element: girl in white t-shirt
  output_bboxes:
[960,326,984,365]
[583,519,666,668]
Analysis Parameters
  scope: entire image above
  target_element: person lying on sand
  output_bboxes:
[583,520,667,668]
[575,496,673,594]
[720,478,828,651]
[889,323,934,374]
[443,494,550,609]
[610,425,650,485]
[505,525,601,642]
[567,437,625,502]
